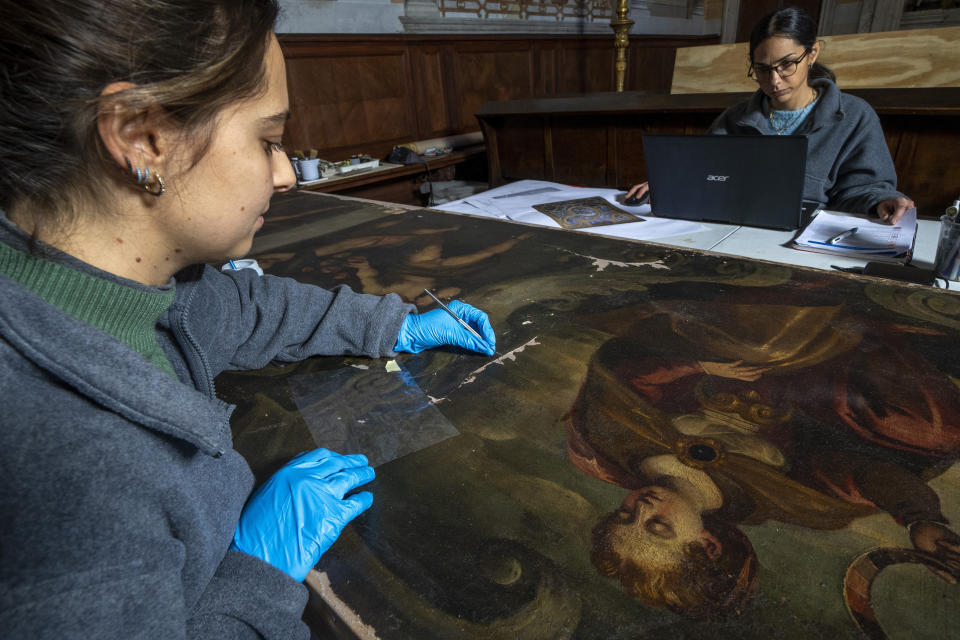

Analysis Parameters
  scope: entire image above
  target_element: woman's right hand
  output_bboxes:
[394,301,496,356]
[625,182,649,201]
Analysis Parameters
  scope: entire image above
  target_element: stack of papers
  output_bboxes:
[433,180,706,242]
[792,208,917,264]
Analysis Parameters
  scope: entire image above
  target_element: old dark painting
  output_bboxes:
[217,191,960,639]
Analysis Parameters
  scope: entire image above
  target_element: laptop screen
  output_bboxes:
[642,134,808,230]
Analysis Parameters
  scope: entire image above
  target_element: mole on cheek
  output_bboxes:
[116,237,123,244]
[135,257,142,263]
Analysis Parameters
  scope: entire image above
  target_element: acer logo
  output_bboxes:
[706,175,730,182]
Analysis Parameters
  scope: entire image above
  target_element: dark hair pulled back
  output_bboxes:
[749,6,835,84]
[0,0,280,218]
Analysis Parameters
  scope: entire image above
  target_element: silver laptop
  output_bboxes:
[642,134,810,230]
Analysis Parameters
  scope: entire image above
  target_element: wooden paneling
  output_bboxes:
[672,25,960,94]
[882,116,960,213]
[553,41,617,94]
[410,47,450,138]
[627,46,680,93]
[449,42,539,131]
[279,34,718,163]
[551,121,609,185]
[492,116,549,181]
[283,46,416,157]
[534,45,558,96]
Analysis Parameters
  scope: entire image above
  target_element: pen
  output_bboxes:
[828,227,858,245]
[423,288,487,344]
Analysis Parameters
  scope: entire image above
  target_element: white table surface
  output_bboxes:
[650,217,941,274]
[434,180,944,278]
[630,221,740,251]
[434,195,944,282]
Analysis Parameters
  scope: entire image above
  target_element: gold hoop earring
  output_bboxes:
[145,173,165,196]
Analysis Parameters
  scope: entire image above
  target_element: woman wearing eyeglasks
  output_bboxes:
[626,7,914,224]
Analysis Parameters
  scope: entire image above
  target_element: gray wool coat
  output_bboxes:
[708,78,907,215]
[0,213,413,639]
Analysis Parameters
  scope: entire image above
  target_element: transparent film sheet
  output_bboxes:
[289,363,458,467]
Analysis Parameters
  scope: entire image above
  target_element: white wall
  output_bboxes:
[277,0,404,34]
[275,0,718,35]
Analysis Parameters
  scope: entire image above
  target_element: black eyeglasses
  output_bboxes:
[747,49,811,81]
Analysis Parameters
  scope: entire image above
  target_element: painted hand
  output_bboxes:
[875,197,915,224]
[699,360,770,381]
[231,448,374,582]
[394,300,496,355]
[909,521,960,585]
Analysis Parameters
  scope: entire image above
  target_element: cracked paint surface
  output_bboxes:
[425,337,542,405]
[563,248,671,272]
[461,337,541,387]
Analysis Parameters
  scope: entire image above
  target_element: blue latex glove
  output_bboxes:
[230,448,374,582]
[394,300,496,356]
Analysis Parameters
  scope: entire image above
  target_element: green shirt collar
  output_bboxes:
[0,240,177,377]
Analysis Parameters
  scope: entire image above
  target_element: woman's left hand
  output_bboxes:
[394,300,496,355]
[875,196,915,224]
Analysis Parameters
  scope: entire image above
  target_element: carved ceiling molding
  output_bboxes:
[400,0,704,33]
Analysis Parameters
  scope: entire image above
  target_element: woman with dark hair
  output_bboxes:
[0,1,494,637]
[627,6,914,224]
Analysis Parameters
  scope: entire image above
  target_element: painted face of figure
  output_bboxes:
[750,35,820,111]
[602,486,716,570]
[160,33,295,265]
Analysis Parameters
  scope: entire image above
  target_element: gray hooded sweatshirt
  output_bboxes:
[0,212,413,639]
[709,78,907,215]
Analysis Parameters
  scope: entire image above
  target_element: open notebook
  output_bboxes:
[792,208,918,264]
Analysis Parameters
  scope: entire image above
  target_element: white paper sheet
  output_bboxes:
[432,180,706,241]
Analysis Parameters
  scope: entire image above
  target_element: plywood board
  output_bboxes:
[672,26,960,93]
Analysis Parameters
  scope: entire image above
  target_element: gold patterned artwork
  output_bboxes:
[532,196,644,229]
[438,0,613,22]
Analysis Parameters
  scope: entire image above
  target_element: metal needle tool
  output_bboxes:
[422,288,496,354]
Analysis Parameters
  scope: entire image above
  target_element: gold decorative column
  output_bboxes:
[611,0,634,92]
